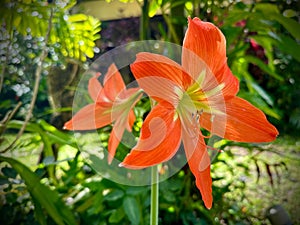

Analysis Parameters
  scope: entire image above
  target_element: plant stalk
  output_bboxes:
[150,165,159,225]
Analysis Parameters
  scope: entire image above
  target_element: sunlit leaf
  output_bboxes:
[67,14,88,22]
[149,0,161,17]
[251,82,274,106]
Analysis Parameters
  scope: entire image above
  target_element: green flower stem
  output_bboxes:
[150,165,159,225]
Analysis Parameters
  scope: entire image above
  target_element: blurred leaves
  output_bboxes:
[1,0,300,225]
[0,156,77,225]
[0,0,101,62]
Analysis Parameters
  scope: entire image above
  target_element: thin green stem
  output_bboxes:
[150,165,159,225]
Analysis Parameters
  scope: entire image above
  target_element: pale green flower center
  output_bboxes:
[174,70,224,122]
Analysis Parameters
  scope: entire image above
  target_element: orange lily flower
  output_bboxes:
[120,18,278,209]
[64,63,142,163]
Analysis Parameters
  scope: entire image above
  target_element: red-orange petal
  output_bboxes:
[120,101,181,169]
[182,17,239,97]
[101,63,126,102]
[182,127,212,209]
[132,52,184,85]
[88,72,103,102]
[107,122,125,164]
[127,109,136,132]
[63,103,112,130]
[130,53,185,105]
[200,97,279,142]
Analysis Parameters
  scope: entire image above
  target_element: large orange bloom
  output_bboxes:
[64,63,142,163]
[120,18,278,209]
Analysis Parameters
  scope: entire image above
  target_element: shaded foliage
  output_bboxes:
[0,0,299,225]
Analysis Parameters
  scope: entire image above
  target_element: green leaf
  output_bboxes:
[243,55,283,81]
[273,14,300,40]
[123,196,141,225]
[104,189,124,202]
[67,14,88,22]
[31,195,48,225]
[273,33,300,62]
[108,207,125,223]
[0,156,77,225]
[149,0,161,17]
[251,82,274,106]
[255,3,300,39]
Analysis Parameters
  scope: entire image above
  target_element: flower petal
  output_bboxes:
[183,17,239,96]
[127,109,136,131]
[182,126,212,209]
[101,63,126,102]
[88,72,103,102]
[132,52,184,85]
[200,97,279,142]
[131,53,185,105]
[108,122,125,164]
[63,103,112,130]
[120,101,181,169]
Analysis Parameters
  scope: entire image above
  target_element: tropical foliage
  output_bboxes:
[0,0,299,225]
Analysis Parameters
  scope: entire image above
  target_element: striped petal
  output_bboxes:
[63,103,112,130]
[120,101,181,169]
[182,124,212,209]
[200,97,279,142]
[130,52,185,106]
[183,17,239,97]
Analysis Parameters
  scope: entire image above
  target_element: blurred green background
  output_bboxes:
[0,0,299,224]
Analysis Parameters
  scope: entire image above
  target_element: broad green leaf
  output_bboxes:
[274,33,300,62]
[104,189,124,202]
[109,207,125,223]
[123,196,141,225]
[251,82,274,106]
[32,196,47,225]
[223,9,250,26]
[251,35,275,71]
[255,3,300,39]
[243,55,283,81]
[231,56,255,92]
[273,14,300,40]
[0,156,77,225]
[126,186,148,196]
[255,3,279,15]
